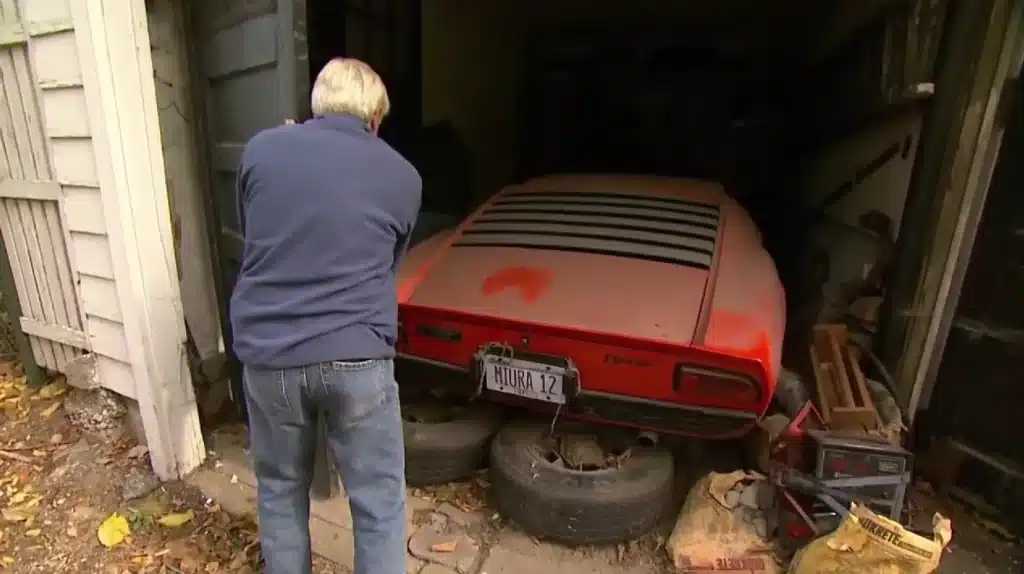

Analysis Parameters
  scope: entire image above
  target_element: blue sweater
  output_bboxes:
[230,114,422,368]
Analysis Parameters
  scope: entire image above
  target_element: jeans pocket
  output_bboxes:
[320,360,391,429]
[242,366,296,420]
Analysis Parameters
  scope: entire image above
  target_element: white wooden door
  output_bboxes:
[0,0,88,372]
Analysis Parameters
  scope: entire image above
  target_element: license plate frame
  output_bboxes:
[473,345,579,405]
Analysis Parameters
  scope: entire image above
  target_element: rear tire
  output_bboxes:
[403,400,504,486]
[490,419,675,545]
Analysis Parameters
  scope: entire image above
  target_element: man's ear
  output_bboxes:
[369,112,384,134]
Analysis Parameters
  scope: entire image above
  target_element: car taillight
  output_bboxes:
[673,364,761,406]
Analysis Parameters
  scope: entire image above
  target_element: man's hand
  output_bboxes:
[284,119,295,124]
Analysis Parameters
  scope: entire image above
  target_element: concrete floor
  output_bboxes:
[189,427,1021,574]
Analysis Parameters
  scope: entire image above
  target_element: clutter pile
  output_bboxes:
[667,324,953,574]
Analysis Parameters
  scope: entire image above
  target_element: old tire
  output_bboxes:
[403,400,504,486]
[490,419,675,545]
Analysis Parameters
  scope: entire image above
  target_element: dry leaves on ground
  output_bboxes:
[0,361,353,573]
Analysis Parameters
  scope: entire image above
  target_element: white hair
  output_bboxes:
[310,58,390,122]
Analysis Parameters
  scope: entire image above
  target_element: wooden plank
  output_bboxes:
[848,346,882,421]
[37,78,84,90]
[34,201,78,334]
[0,0,17,22]
[0,179,60,200]
[27,338,81,372]
[1,200,54,366]
[0,23,25,47]
[831,407,881,432]
[810,323,885,433]
[17,199,69,365]
[0,55,23,179]
[73,0,205,478]
[810,345,833,423]
[25,18,73,37]
[11,38,52,179]
[19,316,88,348]
[0,232,44,385]
[825,327,858,407]
[45,202,84,330]
[0,49,41,178]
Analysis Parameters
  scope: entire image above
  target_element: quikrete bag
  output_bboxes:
[788,503,952,574]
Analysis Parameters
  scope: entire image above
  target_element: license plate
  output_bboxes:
[483,355,566,404]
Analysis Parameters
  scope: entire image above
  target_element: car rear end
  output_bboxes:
[396,179,777,438]
[397,307,769,437]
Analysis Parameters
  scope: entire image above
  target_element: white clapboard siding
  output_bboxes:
[0,0,134,399]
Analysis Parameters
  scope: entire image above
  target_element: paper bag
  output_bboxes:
[667,471,781,573]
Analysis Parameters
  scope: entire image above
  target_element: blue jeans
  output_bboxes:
[243,359,407,574]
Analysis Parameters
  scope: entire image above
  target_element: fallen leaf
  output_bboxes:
[24,529,40,537]
[39,403,61,418]
[0,556,13,566]
[97,513,131,548]
[126,445,149,459]
[37,381,66,399]
[9,491,27,504]
[157,509,195,528]
[1,509,27,522]
[430,540,458,553]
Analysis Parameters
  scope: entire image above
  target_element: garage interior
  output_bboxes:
[296,0,936,371]
[153,0,1024,542]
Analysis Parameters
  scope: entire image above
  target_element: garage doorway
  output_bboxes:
[190,0,943,425]
[191,0,420,418]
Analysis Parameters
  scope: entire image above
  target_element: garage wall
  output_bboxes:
[421,0,522,199]
[11,0,137,398]
[146,0,221,360]
[420,0,874,201]
[794,108,924,327]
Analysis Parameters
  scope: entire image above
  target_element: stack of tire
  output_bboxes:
[402,401,675,546]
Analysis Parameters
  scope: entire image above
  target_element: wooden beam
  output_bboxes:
[25,18,74,37]
[72,0,204,479]
[0,180,61,202]
[0,23,26,47]
[19,317,89,349]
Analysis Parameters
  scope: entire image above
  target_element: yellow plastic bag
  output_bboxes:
[788,503,952,574]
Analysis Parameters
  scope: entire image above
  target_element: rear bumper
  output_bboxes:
[396,353,758,438]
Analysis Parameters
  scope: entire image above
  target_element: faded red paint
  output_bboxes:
[481,266,553,303]
[396,175,786,438]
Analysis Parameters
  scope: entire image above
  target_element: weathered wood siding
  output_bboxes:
[0,0,135,398]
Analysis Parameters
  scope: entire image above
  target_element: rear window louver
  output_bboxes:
[452,190,720,269]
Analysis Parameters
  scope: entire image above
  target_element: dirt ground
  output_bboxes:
[0,365,343,574]
[2,360,1020,574]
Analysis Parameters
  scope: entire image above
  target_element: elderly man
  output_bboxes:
[231,58,421,574]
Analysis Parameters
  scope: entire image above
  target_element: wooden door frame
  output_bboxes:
[72,0,205,479]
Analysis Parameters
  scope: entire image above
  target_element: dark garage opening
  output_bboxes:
[298,0,934,366]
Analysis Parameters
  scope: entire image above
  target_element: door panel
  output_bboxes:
[929,66,1024,465]
[194,0,308,412]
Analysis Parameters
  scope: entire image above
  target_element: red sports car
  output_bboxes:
[396,174,785,439]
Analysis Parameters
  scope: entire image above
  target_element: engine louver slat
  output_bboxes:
[453,190,721,269]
